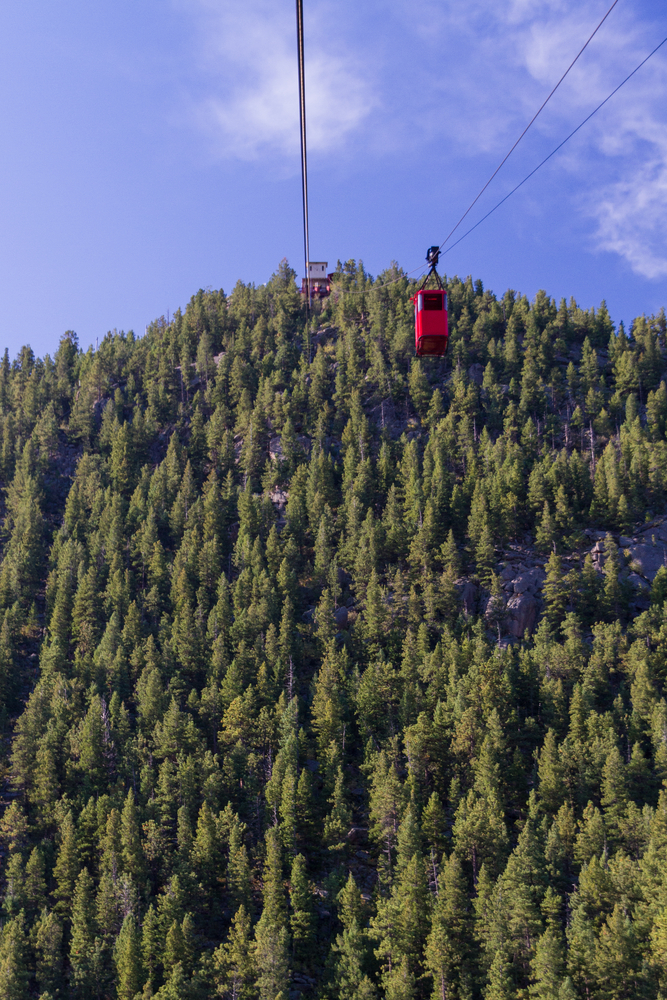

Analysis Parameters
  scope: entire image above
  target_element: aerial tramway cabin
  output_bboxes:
[412,287,449,357]
[300,261,332,299]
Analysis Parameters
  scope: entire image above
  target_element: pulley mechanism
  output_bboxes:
[412,246,449,357]
[419,246,445,291]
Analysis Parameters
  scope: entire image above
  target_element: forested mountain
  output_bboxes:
[1,257,667,999]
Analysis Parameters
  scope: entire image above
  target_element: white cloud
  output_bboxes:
[176,0,667,279]
[180,0,377,160]
[593,161,667,279]
[417,0,667,280]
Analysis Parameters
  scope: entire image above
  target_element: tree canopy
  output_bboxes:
[0,261,666,998]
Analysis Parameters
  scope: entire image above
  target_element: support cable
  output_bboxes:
[296,0,311,314]
[339,23,665,296]
[439,33,667,261]
[438,0,621,253]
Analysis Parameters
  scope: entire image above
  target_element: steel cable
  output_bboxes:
[296,0,311,313]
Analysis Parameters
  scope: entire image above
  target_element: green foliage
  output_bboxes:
[0,265,665,997]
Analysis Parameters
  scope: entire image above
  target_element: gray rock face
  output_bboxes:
[586,517,667,585]
[513,567,546,594]
[627,543,667,582]
[459,580,478,615]
[495,555,547,637]
[269,436,284,461]
[333,606,349,629]
[507,593,539,637]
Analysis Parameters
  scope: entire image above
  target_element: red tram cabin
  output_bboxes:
[412,288,448,357]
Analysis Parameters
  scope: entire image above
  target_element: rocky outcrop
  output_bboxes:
[512,566,546,594]
[506,593,539,637]
[333,606,349,629]
[496,554,546,637]
[468,363,485,385]
[269,436,284,461]
[588,519,667,584]
[626,542,667,581]
[459,580,478,616]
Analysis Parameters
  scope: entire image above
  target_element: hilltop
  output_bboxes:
[0,258,667,998]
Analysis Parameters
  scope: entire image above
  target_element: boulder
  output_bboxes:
[628,572,650,591]
[269,436,284,461]
[468,363,485,385]
[641,521,667,544]
[269,486,288,508]
[459,580,478,615]
[513,567,545,594]
[506,593,539,637]
[333,606,349,629]
[296,434,312,455]
[584,529,607,541]
[627,543,667,582]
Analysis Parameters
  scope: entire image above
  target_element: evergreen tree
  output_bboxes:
[214,904,255,999]
[69,868,99,999]
[114,913,143,1000]
[289,854,313,960]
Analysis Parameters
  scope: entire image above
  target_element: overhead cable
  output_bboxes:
[296,0,311,313]
[438,0,622,253]
[337,22,665,297]
[440,33,667,260]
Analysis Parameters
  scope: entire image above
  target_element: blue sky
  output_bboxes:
[0,0,666,359]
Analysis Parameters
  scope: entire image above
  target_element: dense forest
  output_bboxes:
[1,258,667,999]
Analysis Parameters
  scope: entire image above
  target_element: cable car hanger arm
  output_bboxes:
[415,246,445,292]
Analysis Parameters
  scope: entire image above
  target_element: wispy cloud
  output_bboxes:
[180,0,377,160]
[593,161,667,280]
[177,0,667,279]
[417,0,667,280]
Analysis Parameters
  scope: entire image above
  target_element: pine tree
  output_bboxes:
[34,907,63,996]
[214,904,255,999]
[529,926,565,999]
[484,949,514,1000]
[0,914,29,1000]
[535,502,556,554]
[142,904,162,996]
[254,911,290,1000]
[329,920,377,1000]
[425,852,472,999]
[69,868,99,999]
[594,903,643,998]
[53,809,80,917]
[475,523,496,587]
[121,787,145,884]
[261,827,286,929]
[114,913,143,1000]
[289,854,313,961]
[543,552,567,626]
[324,766,353,852]
[601,533,624,620]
